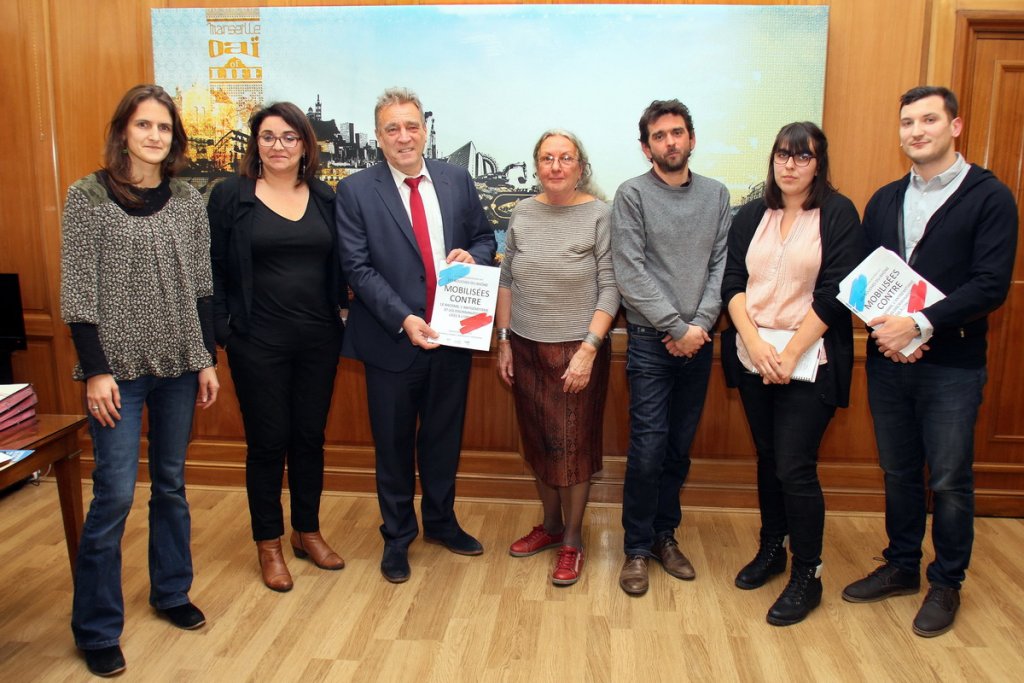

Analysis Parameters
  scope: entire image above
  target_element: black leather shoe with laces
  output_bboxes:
[912,585,960,637]
[842,561,920,603]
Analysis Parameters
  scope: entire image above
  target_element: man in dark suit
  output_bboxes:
[336,87,496,583]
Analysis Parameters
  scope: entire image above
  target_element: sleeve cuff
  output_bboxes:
[910,311,934,343]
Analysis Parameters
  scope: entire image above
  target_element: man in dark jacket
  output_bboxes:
[842,86,1018,638]
[336,88,496,584]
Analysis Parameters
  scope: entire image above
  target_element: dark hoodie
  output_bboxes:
[862,164,1018,368]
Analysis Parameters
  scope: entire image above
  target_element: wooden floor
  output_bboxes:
[1,482,1023,682]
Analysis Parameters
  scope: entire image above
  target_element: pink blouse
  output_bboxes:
[737,208,825,372]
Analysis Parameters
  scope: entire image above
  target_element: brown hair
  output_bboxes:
[239,102,320,184]
[102,84,188,207]
[638,99,694,145]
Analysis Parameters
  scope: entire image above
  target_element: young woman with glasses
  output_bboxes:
[721,121,862,626]
[208,102,348,593]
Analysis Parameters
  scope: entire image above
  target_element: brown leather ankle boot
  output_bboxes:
[256,538,293,592]
[290,530,345,570]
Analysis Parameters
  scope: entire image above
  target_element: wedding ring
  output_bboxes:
[90,405,99,411]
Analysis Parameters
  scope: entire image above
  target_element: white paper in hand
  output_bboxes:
[751,328,823,383]
[837,247,945,355]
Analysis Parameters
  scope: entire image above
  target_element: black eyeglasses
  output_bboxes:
[257,133,301,149]
[773,150,816,167]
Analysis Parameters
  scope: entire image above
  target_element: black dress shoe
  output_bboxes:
[381,545,410,583]
[842,562,920,603]
[912,585,960,637]
[157,602,207,630]
[82,645,126,677]
[424,528,484,556]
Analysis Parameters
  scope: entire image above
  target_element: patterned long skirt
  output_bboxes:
[510,335,611,487]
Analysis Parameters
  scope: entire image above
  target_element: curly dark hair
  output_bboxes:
[638,99,694,145]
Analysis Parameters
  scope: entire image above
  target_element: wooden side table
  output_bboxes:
[0,414,88,575]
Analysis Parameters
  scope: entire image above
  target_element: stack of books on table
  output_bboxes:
[0,383,38,433]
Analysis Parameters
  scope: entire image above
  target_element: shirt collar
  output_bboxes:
[910,152,966,189]
[388,160,432,188]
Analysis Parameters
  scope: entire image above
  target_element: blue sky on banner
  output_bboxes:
[152,4,827,203]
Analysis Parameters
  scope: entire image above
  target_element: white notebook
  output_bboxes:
[749,328,824,383]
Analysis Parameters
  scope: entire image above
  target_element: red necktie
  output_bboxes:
[404,176,436,322]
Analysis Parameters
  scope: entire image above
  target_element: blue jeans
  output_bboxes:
[622,325,712,556]
[72,372,199,649]
[866,356,986,589]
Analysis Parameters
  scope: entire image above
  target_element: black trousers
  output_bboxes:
[737,372,836,567]
[227,330,341,541]
[363,346,472,549]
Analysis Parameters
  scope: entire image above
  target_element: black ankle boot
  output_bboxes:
[735,534,787,590]
[767,562,822,626]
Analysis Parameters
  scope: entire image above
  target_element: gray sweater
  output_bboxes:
[499,197,619,342]
[611,170,731,338]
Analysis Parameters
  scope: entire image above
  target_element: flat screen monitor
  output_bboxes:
[0,273,28,352]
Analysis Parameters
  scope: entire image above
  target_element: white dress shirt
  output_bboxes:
[901,152,970,341]
[388,162,447,270]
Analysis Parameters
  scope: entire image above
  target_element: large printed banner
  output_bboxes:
[152,5,828,245]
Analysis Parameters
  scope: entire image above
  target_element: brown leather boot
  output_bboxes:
[256,538,293,592]
[290,530,345,570]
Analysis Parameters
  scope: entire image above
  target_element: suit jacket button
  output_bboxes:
[419,275,425,282]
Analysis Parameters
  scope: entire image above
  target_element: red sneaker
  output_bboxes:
[551,545,584,586]
[509,525,564,557]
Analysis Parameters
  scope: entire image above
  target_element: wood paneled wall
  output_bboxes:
[3,0,1022,515]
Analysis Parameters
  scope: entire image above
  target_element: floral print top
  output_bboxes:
[60,173,214,381]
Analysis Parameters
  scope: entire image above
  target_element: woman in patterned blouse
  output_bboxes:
[60,84,219,677]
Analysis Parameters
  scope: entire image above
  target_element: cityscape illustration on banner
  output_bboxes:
[152,5,828,255]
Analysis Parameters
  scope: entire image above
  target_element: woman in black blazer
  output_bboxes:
[209,102,347,592]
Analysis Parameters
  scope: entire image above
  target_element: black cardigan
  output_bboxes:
[861,165,1017,368]
[720,192,862,408]
[208,175,347,347]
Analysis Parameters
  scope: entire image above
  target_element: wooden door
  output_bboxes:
[953,12,1024,516]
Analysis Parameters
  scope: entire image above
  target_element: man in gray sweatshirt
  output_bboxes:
[611,99,731,596]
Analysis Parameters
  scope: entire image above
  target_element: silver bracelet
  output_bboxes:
[583,332,603,349]
[496,327,511,341]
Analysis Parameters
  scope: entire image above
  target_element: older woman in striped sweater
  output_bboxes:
[494,129,620,586]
